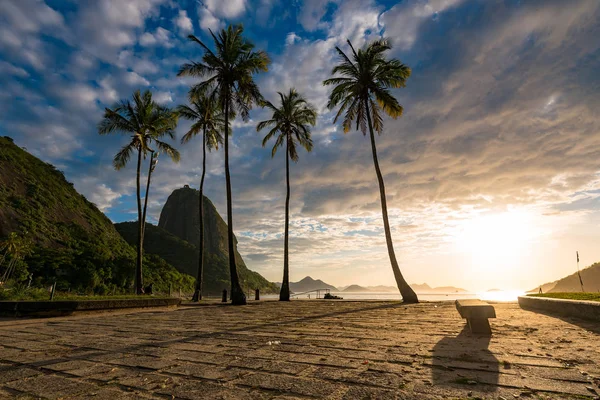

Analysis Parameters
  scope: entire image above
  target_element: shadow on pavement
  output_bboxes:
[432,326,499,390]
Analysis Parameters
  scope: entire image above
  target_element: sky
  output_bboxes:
[1,0,599,291]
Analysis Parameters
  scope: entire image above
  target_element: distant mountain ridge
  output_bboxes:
[280,276,468,294]
[276,276,338,293]
[532,262,600,293]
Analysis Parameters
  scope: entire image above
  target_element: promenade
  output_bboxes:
[0,301,598,399]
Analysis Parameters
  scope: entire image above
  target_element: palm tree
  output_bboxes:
[257,89,316,301]
[176,96,225,302]
[98,90,180,294]
[323,39,419,303]
[0,232,32,284]
[178,25,270,305]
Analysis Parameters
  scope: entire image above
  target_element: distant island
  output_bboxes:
[282,276,468,294]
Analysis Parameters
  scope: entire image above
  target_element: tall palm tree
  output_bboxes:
[257,89,316,301]
[178,24,270,305]
[323,39,419,303]
[98,90,180,294]
[176,96,225,302]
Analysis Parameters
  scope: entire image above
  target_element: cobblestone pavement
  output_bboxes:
[0,301,599,399]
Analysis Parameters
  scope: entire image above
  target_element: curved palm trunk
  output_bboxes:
[141,152,155,248]
[192,129,207,302]
[135,148,144,294]
[224,95,246,305]
[365,101,418,304]
[279,133,291,301]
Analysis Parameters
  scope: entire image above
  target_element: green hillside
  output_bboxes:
[548,262,600,293]
[0,136,193,294]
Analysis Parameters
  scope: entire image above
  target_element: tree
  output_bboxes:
[257,89,316,301]
[178,25,270,305]
[323,39,418,303]
[98,90,180,294]
[176,96,225,302]
[0,232,32,284]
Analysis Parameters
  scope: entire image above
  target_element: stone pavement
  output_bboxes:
[0,301,599,399]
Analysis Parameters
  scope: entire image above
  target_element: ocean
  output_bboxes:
[261,290,524,302]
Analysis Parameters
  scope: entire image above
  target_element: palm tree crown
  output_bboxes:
[177,25,270,120]
[323,39,411,134]
[98,90,180,167]
[258,88,316,160]
[177,96,225,150]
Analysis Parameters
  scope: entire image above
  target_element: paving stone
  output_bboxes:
[4,374,96,399]
[0,301,598,399]
[237,372,345,397]
[0,366,43,384]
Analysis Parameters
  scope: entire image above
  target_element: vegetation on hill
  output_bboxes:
[533,262,600,293]
[0,136,193,296]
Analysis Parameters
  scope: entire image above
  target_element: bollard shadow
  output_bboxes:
[432,326,500,391]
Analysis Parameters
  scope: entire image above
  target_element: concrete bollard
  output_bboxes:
[50,281,56,301]
[255,289,260,301]
[222,289,228,302]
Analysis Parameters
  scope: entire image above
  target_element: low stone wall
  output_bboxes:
[0,297,181,317]
[518,296,600,321]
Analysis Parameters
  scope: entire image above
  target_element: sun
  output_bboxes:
[454,209,538,267]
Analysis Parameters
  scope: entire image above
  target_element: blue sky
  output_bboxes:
[1,0,599,290]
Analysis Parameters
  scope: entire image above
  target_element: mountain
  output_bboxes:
[0,136,193,293]
[365,285,398,292]
[409,283,468,293]
[533,262,600,293]
[410,283,432,292]
[343,284,369,292]
[153,186,278,294]
[286,276,338,293]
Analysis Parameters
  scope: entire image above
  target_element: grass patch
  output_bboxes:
[528,292,600,302]
[0,288,179,302]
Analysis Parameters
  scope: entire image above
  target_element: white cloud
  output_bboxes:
[154,91,173,104]
[285,32,300,46]
[174,9,193,35]
[139,27,174,48]
[74,0,165,61]
[203,0,246,18]
[124,71,150,87]
[198,7,222,31]
[0,0,66,35]
[0,61,29,78]
[381,0,464,50]
[298,0,334,31]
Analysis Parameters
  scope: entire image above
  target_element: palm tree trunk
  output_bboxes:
[135,148,144,294]
[141,152,154,250]
[280,133,291,301]
[365,100,418,304]
[192,129,207,302]
[224,94,246,305]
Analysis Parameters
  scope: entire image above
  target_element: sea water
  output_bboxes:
[262,290,524,301]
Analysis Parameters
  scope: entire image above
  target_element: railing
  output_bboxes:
[290,288,331,299]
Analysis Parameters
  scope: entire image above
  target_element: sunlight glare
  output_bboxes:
[454,209,538,270]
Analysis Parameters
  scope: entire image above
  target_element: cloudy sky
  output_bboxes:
[1,0,599,291]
